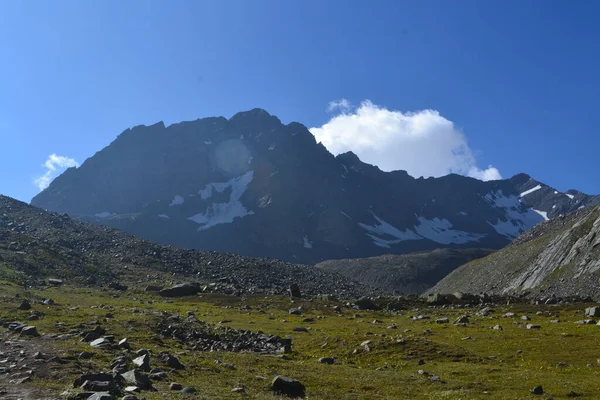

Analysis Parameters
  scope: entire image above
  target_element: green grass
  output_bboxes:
[3,283,600,399]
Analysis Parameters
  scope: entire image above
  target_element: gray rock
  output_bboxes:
[293,326,309,332]
[118,338,131,349]
[21,326,39,336]
[289,308,302,315]
[435,318,449,324]
[181,387,197,394]
[159,353,185,370]
[90,338,111,347]
[122,396,138,400]
[18,301,31,310]
[530,385,543,395]
[170,383,183,391]
[121,370,152,390]
[144,285,163,292]
[318,357,335,364]
[585,307,600,317]
[454,316,469,324]
[289,283,301,298]
[272,375,306,397]
[526,324,541,329]
[159,283,200,298]
[132,354,150,371]
[355,297,380,310]
[492,325,503,330]
[521,315,531,321]
[87,393,115,400]
[48,278,63,286]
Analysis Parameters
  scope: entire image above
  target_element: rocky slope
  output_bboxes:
[31,109,599,264]
[428,206,600,298]
[0,195,377,298]
[316,248,494,295]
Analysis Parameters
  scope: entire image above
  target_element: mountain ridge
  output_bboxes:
[31,109,600,264]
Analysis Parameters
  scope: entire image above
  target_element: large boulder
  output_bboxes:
[121,370,153,391]
[159,283,201,298]
[289,284,302,298]
[426,293,457,305]
[271,375,305,398]
[355,297,380,311]
[585,307,600,317]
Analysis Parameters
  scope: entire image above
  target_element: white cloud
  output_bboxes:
[309,99,502,181]
[34,153,79,191]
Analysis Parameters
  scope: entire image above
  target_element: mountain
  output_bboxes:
[31,109,600,264]
[0,194,376,298]
[315,248,494,295]
[427,206,600,298]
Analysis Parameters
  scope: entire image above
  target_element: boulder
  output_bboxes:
[132,354,150,372]
[144,285,163,292]
[169,383,183,391]
[17,301,31,310]
[272,375,306,398]
[355,297,380,310]
[120,370,153,391]
[426,293,456,305]
[48,278,63,286]
[318,357,335,364]
[87,393,115,400]
[159,353,185,370]
[585,307,600,317]
[108,282,128,291]
[289,283,302,298]
[21,326,39,336]
[159,283,200,298]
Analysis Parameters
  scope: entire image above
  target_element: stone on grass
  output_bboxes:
[132,354,150,371]
[318,357,335,364]
[530,385,543,395]
[272,375,306,398]
[170,383,183,391]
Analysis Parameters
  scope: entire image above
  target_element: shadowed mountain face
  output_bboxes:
[428,206,600,298]
[31,109,599,264]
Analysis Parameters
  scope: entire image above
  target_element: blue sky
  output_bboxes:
[1,0,599,202]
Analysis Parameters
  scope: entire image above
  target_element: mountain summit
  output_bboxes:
[31,110,599,263]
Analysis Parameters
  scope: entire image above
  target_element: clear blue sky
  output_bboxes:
[1,0,599,202]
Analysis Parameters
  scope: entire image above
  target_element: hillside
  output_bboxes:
[31,109,599,264]
[316,248,494,294]
[0,194,376,298]
[428,206,600,298]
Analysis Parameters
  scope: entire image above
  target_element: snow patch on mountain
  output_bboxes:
[359,214,421,248]
[169,195,184,206]
[95,212,113,218]
[484,190,545,238]
[566,193,575,199]
[414,217,486,244]
[520,185,542,197]
[157,214,169,219]
[303,236,313,249]
[187,171,255,231]
[532,209,549,221]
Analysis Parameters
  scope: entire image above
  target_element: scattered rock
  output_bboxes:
[272,375,306,398]
[159,352,185,370]
[454,316,469,324]
[526,324,541,330]
[435,318,449,324]
[170,383,183,391]
[318,357,335,364]
[21,326,39,336]
[181,387,197,394]
[48,278,63,286]
[159,283,200,298]
[289,308,302,315]
[530,385,543,395]
[108,282,128,291]
[585,307,600,317]
[121,370,153,391]
[355,297,380,310]
[132,354,150,371]
[289,283,301,298]
[18,300,31,310]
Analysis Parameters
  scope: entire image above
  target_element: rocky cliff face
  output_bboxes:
[428,207,600,298]
[31,109,599,264]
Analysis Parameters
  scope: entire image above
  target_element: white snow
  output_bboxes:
[204,139,212,145]
[248,156,253,165]
[459,211,468,216]
[95,212,113,218]
[358,213,421,248]
[483,190,546,238]
[340,211,352,220]
[552,204,556,209]
[554,190,558,195]
[169,195,184,206]
[157,214,170,219]
[414,217,486,245]
[566,193,575,199]
[532,209,549,221]
[187,171,255,231]
[303,236,313,249]
[579,205,585,210]
[268,144,276,151]
[519,185,542,197]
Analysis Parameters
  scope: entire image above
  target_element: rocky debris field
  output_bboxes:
[0,195,379,298]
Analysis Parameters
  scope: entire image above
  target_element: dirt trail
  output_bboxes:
[0,331,60,400]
